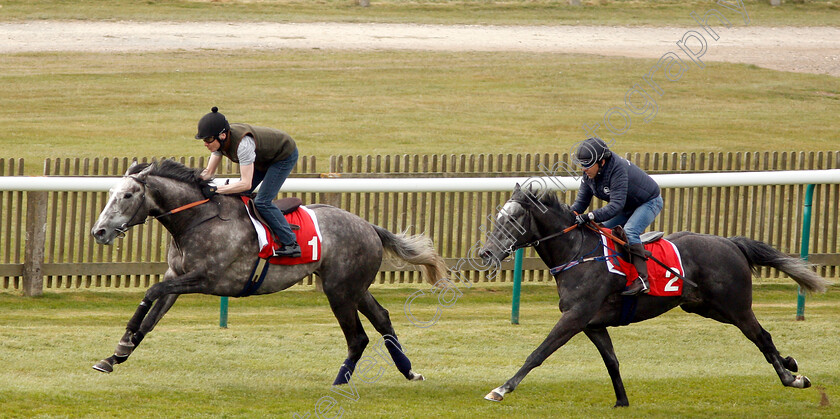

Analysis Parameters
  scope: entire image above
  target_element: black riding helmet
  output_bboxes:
[573,137,611,169]
[195,107,230,140]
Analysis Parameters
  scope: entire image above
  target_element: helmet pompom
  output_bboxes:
[211,106,219,113]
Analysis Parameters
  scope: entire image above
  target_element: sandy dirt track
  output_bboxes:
[1,21,838,76]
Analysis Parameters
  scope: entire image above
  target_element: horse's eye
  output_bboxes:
[124,193,133,199]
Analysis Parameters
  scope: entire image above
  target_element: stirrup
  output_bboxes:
[621,276,649,296]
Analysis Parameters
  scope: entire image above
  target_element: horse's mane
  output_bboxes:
[539,191,569,213]
[515,187,571,216]
[127,159,212,189]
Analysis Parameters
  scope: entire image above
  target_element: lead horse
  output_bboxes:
[90,159,446,384]
[480,184,831,406]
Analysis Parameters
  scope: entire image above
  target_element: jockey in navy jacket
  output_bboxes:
[570,151,660,223]
[569,138,663,296]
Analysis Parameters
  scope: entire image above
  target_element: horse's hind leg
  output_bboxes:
[93,294,179,373]
[325,296,370,386]
[358,291,424,381]
[692,301,811,389]
[730,310,811,388]
[583,328,628,407]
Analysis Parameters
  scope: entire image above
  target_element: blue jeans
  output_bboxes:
[601,195,663,245]
[250,149,298,246]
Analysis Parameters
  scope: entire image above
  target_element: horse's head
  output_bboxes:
[91,162,155,244]
[479,183,570,264]
[92,159,215,244]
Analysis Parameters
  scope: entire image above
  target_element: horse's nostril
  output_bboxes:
[93,229,105,238]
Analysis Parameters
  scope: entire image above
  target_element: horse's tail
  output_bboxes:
[728,236,832,293]
[372,225,446,285]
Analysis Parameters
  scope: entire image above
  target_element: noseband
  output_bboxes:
[114,176,150,237]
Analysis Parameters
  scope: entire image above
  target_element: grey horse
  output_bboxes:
[480,184,831,407]
[91,159,446,384]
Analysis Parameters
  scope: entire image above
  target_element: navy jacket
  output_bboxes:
[570,152,660,222]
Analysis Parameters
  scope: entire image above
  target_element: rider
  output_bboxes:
[195,107,301,258]
[570,137,663,295]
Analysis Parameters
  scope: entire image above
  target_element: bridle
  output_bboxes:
[504,198,583,253]
[114,176,211,238]
[514,222,581,251]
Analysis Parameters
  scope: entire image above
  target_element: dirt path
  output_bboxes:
[1,21,838,76]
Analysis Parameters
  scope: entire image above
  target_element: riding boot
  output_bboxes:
[274,242,301,258]
[621,243,650,296]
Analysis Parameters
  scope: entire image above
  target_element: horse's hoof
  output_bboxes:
[784,356,799,372]
[408,371,425,381]
[92,360,113,373]
[613,400,629,408]
[484,391,504,402]
[792,375,811,389]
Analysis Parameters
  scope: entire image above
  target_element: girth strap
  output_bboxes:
[237,257,271,297]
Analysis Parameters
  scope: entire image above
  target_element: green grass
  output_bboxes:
[0,284,838,417]
[2,49,838,175]
[0,0,839,26]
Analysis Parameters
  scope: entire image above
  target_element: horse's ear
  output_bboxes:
[514,183,521,191]
[523,181,539,196]
[134,163,154,181]
[124,161,138,176]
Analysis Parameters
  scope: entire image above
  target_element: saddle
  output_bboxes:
[244,196,301,232]
[610,225,663,262]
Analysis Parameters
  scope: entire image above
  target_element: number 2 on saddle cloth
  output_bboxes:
[601,230,686,297]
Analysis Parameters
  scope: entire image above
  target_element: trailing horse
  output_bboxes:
[479,184,831,407]
[90,159,446,385]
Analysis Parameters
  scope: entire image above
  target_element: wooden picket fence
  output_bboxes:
[1,151,839,292]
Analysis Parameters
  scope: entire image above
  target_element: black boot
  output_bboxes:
[621,243,650,296]
[273,242,301,258]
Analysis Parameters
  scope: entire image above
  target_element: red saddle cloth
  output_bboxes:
[600,229,685,296]
[241,196,323,265]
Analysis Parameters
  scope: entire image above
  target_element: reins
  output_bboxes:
[584,219,693,285]
[515,211,691,285]
[116,176,213,237]
[585,222,626,246]
[522,218,621,275]
[515,223,580,250]
[150,198,211,221]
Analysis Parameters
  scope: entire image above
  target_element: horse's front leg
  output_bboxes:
[93,270,208,373]
[484,310,592,402]
[583,327,628,408]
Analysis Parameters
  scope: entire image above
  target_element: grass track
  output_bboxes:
[1,284,838,417]
[2,2,839,417]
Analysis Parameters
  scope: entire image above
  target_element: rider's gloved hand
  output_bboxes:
[574,212,594,226]
[201,184,218,199]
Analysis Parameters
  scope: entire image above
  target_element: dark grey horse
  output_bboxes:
[480,184,831,407]
[90,159,446,384]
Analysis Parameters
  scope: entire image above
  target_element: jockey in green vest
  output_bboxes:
[195,107,301,258]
